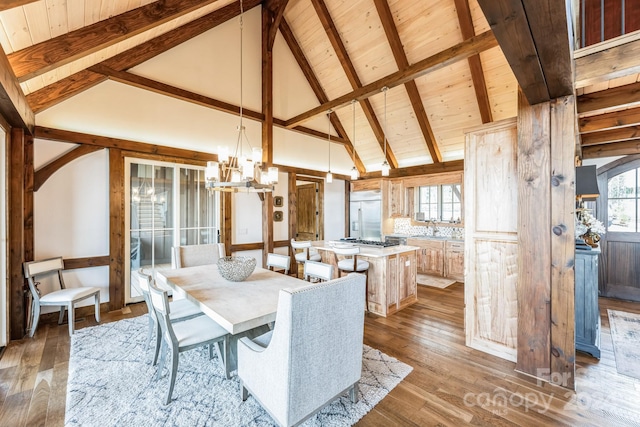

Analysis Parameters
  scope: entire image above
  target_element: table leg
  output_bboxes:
[220,324,271,378]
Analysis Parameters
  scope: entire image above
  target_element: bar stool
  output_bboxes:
[266,253,291,275]
[303,260,334,283]
[333,246,370,311]
[291,239,321,277]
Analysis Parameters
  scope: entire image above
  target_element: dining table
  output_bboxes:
[155,263,308,377]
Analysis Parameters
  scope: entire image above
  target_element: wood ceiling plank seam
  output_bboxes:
[7,0,222,82]
[374,0,442,164]
[25,0,260,112]
[278,17,365,172]
[476,0,550,105]
[309,0,397,169]
[284,29,498,129]
[453,0,492,124]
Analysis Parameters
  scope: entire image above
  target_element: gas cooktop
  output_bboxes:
[338,238,398,247]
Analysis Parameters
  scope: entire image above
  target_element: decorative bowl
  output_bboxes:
[217,256,257,282]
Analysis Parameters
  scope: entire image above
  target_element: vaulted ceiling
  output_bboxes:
[1,0,639,174]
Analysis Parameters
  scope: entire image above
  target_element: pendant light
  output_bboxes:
[326,109,333,183]
[350,99,359,180]
[381,86,390,177]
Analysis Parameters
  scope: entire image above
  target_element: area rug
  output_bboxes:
[65,316,412,427]
[608,309,640,380]
[416,273,456,289]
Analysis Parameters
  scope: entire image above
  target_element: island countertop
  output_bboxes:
[311,241,419,258]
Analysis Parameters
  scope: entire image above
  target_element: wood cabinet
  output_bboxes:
[408,238,444,276]
[350,179,381,192]
[575,248,601,358]
[388,180,405,217]
[445,241,464,282]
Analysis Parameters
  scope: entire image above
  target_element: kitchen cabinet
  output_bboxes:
[388,180,405,217]
[408,238,444,277]
[351,179,381,192]
[575,248,601,358]
[445,241,465,282]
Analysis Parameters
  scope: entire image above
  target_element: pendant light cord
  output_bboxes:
[352,100,356,164]
[383,87,388,158]
[327,110,332,172]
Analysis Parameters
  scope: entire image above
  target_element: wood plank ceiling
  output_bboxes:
[2,0,635,171]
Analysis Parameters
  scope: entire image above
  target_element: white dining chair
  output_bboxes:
[333,245,370,311]
[303,260,334,283]
[171,243,226,269]
[23,257,101,337]
[149,282,230,404]
[266,253,291,275]
[135,270,203,365]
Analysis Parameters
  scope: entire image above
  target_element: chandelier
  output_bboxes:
[205,0,277,193]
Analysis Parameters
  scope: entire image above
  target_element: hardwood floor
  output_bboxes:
[1,284,639,426]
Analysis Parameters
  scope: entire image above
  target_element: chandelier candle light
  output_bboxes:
[205,0,276,193]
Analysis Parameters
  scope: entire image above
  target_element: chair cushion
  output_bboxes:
[294,252,321,262]
[40,287,100,304]
[172,315,228,348]
[252,330,273,348]
[337,259,370,272]
[169,298,202,321]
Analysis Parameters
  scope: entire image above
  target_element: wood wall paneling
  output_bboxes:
[9,128,25,340]
[108,149,124,312]
[516,90,552,378]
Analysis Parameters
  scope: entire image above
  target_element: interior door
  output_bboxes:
[297,183,318,241]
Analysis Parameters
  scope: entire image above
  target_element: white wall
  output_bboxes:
[324,179,347,241]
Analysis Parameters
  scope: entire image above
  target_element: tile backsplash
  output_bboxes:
[393,217,464,239]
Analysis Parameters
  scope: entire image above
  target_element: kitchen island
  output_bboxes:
[313,242,419,317]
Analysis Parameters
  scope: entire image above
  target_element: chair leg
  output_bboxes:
[349,382,359,403]
[94,293,100,323]
[68,303,75,335]
[165,348,179,405]
[215,337,231,379]
[145,314,154,352]
[240,381,249,401]
[153,321,162,366]
[30,303,41,338]
[364,271,370,313]
[58,306,66,325]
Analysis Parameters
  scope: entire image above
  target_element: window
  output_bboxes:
[418,183,461,222]
[608,167,640,232]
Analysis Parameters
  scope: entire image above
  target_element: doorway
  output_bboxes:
[296,178,324,241]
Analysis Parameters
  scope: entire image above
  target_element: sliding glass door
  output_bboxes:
[125,159,218,303]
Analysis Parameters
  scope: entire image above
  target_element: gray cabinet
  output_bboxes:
[575,248,601,358]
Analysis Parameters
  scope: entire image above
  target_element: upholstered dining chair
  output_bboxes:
[303,260,334,283]
[333,245,370,311]
[266,253,291,275]
[237,273,366,427]
[290,239,321,277]
[171,243,226,269]
[135,270,203,365]
[23,257,101,337]
[149,282,230,405]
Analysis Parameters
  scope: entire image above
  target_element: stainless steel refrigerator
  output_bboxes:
[349,190,382,241]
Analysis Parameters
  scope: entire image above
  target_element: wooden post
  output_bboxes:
[24,133,34,263]
[288,172,297,275]
[109,149,124,311]
[261,5,274,264]
[9,128,25,339]
[222,192,232,255]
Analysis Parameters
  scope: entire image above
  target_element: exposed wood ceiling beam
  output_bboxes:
[0,44,34,132]
[8,0,222,82]
[35,126,218,161]
[266,0,290,50]
[373,0,442,164]
[25,0,261,113]
[579,106,640,133]
[285,30,497,129]
[577,81,640,114]
[575,34,640,88]
[581,126,640,146]
[274,163,349,181]
[477,0,573,105]
[0,0,39,11]
[34,145,103,191]
[311,0,398,169]
[582,140,640,159]
[279,19,365,173]
[359,159,464,180]
[89,65,349,145]
[453,0,492,124]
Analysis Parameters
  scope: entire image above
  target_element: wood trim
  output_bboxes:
[8,0,222,82]
[9,128,25,340]
[288,172,297,275]
[273,163,350,181]
[317,180,324,241]
[373,0,442,163]
[0,44,34,132]
[358,160,464,179]
[310,0,398,169]
[453,0,492,124]
[34,145,104,191]
[579,106,640,133]
[267,0,290,49]
[63,256,111,270]
[0,0,39,11]
[573,28,640,58]
[575,35,640,88]
[262,6,274,166]
[285,30,497,128]
[24,134,33,264]
[230,242,264,252]
[549,95,576,390]
[26,0,261,113]
[582,139,640,158]
[109,149,125,312]
[222,192,232,257]
[274,239,289,248]
[516,90,551,377]
[596,153,640,174]
[577,81,640,115]
[581,126,640,146]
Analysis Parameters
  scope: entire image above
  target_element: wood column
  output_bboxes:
[9,128,25,339]
[222,192,232,255]
[516,90,576,389]
[24,133,34,263]
[108,149,124,311]
[261,6,274,264]
[288,172,297,275]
